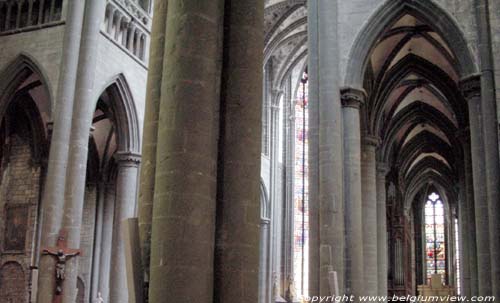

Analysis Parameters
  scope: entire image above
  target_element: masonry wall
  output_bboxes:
[0,129,42,303]
[0,25,65,112]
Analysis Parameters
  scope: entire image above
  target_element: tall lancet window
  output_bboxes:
[294,72,309,297]
[424,192,446,282]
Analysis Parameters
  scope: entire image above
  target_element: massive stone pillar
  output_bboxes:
[376,163,389,296]
[109,152,141,303]
[307,0,321,295]
[98,183,115,302]
[460,75,492,295]
[37,1,85,301]
[213,1,263,302]
[474,0,500,295]
[137,0,168,279]
[361,136,378,297]
[148,1,223,301]
[308,0,345,296]
[341,88,365,297]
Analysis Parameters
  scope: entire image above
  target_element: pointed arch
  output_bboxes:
[97,74,141,154]
[0,53,53,120]
[344,0,477,88]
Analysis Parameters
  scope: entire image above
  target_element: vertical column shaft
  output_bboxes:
[341,88,365,297]
[60,0,106,302]
[460,75,492,294]
[214,1,263,302]
[148,1,224,301]
[318,0,344,296]
[259,219,271,303]
[137,0,168,285]
[457,132,472,296]
[109,153,141,303]
[307,0,320,296]
[37,1,85,302]
[361,136,378,297]
[269,101,283,289]
[474,0,500,295]
[90,184,105,300]
[98,183,115,302]
[458,168,471,296]
[283,76,295,290]
[376,163,388,296]
[464,140,478,295]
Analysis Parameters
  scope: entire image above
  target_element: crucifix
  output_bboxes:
[41,229,82,301]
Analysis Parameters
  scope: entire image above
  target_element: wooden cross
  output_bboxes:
[41,229,82,303]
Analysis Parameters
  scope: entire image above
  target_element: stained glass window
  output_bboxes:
[294,72,309,298]
[424,193,446,282]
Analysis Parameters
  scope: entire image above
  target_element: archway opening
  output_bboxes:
[359,10,469,295]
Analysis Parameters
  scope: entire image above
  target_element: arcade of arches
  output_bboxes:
[0,0,499,303]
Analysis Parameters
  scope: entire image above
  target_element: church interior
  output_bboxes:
[0,0,499,302]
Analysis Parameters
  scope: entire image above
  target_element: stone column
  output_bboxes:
[283,76,295,289]
[376,163,389,296]
[36,1,85,302]
[361,136,378,297]
[474,0,500,295]
[460,75,492,295]
[109,152,141,303]
[464,138,478,295]
[148,0,223,301]
[307,0,321,295]
[59,0,107,302]
[259,218,271,303]
[308,0,345,296]
[341,88,365,297]
[98,183,115,302]
[214,1,263,302]
[269,100,283,290]
[106,6,116,34]
[137,0,168,284]
[456,131,471,297]
[90,184,105,300]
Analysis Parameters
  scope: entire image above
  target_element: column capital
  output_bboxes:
[114,151,141,166]
[362,135,380,147]
[459,74,481,100]
[341,87,366,109]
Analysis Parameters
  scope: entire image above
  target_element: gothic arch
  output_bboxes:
[344,0,477,88]
[0,53,53,120]
[96,74,141,154]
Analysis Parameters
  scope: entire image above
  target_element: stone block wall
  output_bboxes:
[0,133,42,303]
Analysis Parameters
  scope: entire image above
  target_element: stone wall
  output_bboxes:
[0,25,64,112]
[0,129,42,303]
